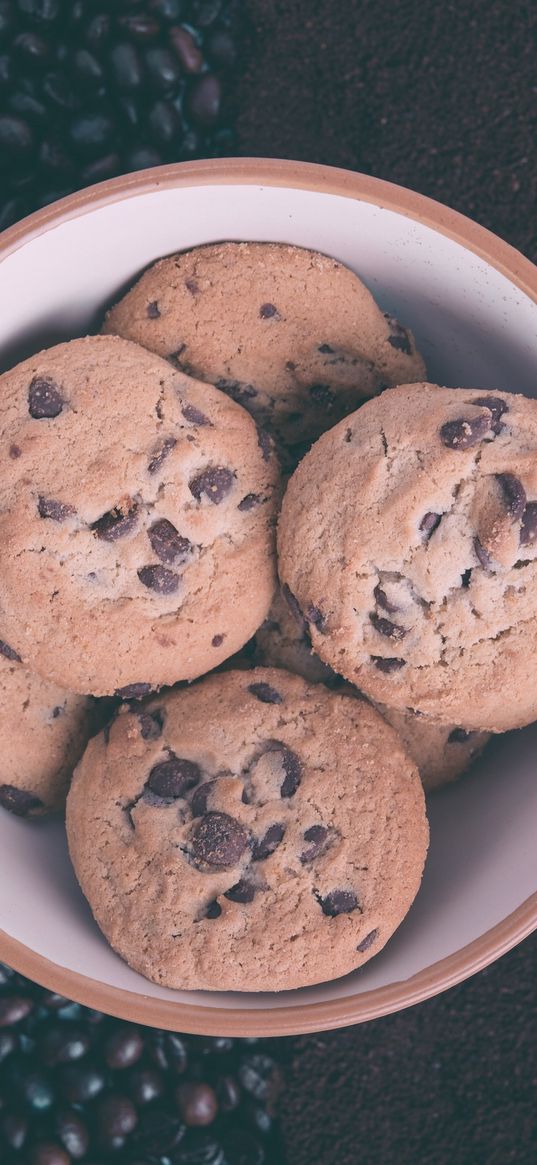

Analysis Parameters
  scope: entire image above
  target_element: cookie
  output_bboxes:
[249,586,335,684]
[278,382,537,732]
[0,335,278,696]
[102,242,426,464]
[0,642,95,816]
[66,667,428,992]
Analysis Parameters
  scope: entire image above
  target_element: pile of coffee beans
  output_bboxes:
[0,0,242,230]
[0,961,286,1164]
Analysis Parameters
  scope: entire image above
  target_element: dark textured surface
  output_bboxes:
[233,0,537,262]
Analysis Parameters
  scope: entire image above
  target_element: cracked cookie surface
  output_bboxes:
[0,642,95,816]
[0,335,278,695]
[278,383,537,732]
[102,242,425,467]
[66,667,428,992]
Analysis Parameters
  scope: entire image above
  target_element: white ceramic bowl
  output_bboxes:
[1,159,537,1036]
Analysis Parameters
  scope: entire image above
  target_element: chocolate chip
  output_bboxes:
[92,502,138,541]
[189,466,234,504]
[238,493,262,512]
[224,880,256,903]
[306,605,326,633]
[318,343,335,354]
[148,520,192,564]
[137,565,180,594]
[257,428,273,462]
[146,754,201,799]
[279,747,302,798]
[318,890,359,917]
[520,502,537,546]
[185,278,199,295]
[115,683,152,700]
[420,511,442,538]
[357,928,378,952]
[309,383,336,410]
[205,900,222,919]
[147,300,160,318]
[190,781,216,818]
[385,315,412,356]
[138,710,163,740]
[216,378,258,406]
[373,584,399,614]
[9,444,21,459]
[461,568,472,587]
[371,656,406,673]
[259,303,279,319]
[370,612,407,640]
[474,536,492,569]
[248,682,283,705]
[0,640,22,663]
[440,413,491,449]
[148,435,176,475]
[37,496,75,521]
[252,823,285,861]
[191,811,249,869]
[211,634,224,647]
[471,395,508,434]
[181,403,211,426]
[28,376,64,419]
[0,785,43,816]
[344,428,353,442]
[300,825,330,864]
[286,360,297,371]
[496,472,526,520]
[448,727,473,744]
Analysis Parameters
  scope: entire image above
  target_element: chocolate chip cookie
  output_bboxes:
[0,335,278,696]
[0,641,95,816]
[279,383,537,732]
[102,242,425,466]
[66,667,428,992]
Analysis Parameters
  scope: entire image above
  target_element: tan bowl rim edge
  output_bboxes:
[1,156,537,1036]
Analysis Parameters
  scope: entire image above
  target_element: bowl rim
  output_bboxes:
[1,156,537,1036]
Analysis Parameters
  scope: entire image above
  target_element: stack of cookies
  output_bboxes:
[1,241,532,993]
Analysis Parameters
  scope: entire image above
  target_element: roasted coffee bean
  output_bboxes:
[238,1053,282,1104]
[176,1081,219,1127]
[128,1066,164,1105]
[170,24,204,72]
[187,71,221,123]
[55,1108,90,1158]
[0,995,33,1026]
[40,1024,91,1065]
[110,41,143,91]
[104,1026,144,1069]
[145,44,180,91]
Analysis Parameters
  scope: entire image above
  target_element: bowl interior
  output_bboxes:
[1,172,537,1030]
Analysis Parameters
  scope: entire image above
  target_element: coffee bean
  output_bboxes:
[182,402,212,426]
[104,1027,144,1069]
[309,383,336,410]
[146,45,180,91]
[471,395,508,434]
[238,493,261,511]
[191,811,249,868]
[520,501,537,545]
[14,30,50,65]
[28,376,64,418]
[191,780,216,817]
[252,823,285,861]
[55,1108,89,1158]
[0,1030,18,1062]
[96,1093,138,1143]
[148,519,192,564]
[187,72,221,124]
[126,144,163,170]
[3,1110,28,1150]
[371,656,406,673]
[357,928,379,952]
[177,1081,219,1127]
[128,1066,164,1105]
[206,28,237,68]
[225,879,256,904]
[370,612,407,640]
[0,785,43,816]
[0,639,22,662]
[474,535,492,569]
[133,1105,185,1153]
[497,472,526,520]
[259,302,280,319]
[70,47,104,91]
[37,496,75,521]
[300,824,330,863]
[20,1068,55,1110]
[318,889,359,916]
[92,501,138,540]
[147,299,160,317]
[385,314,412,355]
[165,1031,189,1072]
[0,113,35,161]
[41,71,76,109]
[31,1144,70,1165]
[420,511,442,538]
[138,564,180,594]
[170,25,204,73]
[117,14,160,41]
[59,1063,106,1105]
[109,41,143,90]
[147,754,201,798]
[81,151,120,183]
[18,0,60,23]
[189,466,234,503]
[69,112,115,154]
[115,682,152,700]
[217,1074,241,1112]
[150,0,184,20]
[238,1053,281,1103]
[177,1128,226,1164]
[248,682,283,704]
[148,434,177,474]
[440,413,491,449]
[147,96,182,142]
[448,727,473,743]
[0,995,33,1027]
[138,709,163,740]
[40,1025,91,1066]
[191,0,223,26]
